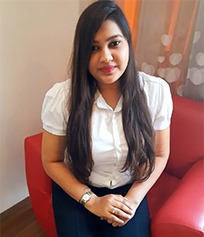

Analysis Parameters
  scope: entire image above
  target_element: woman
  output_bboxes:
[41,1,173,236]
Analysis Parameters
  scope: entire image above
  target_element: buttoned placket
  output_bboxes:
[109,108,121,188]
[91,92,127,188]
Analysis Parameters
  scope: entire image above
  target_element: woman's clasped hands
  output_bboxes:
[86,194,136,227]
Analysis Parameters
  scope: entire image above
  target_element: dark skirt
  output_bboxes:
[52,182,150,237]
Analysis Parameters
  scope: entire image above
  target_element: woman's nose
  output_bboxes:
[100,48,113,63]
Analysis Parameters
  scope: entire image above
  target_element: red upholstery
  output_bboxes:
[151,160,204,237]
[24,133,57,237]
[24,94,204,237]
[167,95,204,179]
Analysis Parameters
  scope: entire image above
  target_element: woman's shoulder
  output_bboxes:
[138,71,169,91]
[41,79,71,136]
[45,79,71,100]
[138,72,173,130]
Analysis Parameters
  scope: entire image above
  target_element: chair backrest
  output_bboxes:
[166,95,204,179]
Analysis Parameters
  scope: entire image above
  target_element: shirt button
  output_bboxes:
[110,181,113,187]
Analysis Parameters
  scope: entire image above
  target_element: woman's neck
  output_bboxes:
[97,83,121,109]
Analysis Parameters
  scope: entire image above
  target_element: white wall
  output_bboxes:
[0,0,80,213]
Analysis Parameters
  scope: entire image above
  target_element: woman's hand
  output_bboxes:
[85,193,134,226]
[107,196,139,227]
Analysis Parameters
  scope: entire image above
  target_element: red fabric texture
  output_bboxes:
[24,133,57,237]
[147,172,179,219]
[166,95,204,179]
[24,94,204,237]
[151,160,204,237]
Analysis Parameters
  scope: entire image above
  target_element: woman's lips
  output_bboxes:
[99,65,116,74]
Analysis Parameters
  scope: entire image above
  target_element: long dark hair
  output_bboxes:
[66,0,155,184]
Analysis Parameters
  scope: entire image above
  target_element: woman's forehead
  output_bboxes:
[93,20,124,41]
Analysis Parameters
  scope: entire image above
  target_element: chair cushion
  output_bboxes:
[151,159,204,237]
[167,95,204,179]
[147,171,180,218]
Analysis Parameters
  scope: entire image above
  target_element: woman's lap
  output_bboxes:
[52,182,150,237]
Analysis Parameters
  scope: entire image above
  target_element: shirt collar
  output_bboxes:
[94,90,123,112]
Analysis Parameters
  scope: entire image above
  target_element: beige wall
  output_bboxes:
[0,0,81,213]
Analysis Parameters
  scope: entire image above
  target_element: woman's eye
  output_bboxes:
[91,45,99,51]
[110,41,121,47]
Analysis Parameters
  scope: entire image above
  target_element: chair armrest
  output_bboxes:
[24,133,51,196]
[24,133,57,237]
[151,159,204,237]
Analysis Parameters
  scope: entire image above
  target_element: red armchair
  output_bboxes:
[24,94,204,237]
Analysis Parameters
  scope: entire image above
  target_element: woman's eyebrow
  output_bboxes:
[93,34,123,43]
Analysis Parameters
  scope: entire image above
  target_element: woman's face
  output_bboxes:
[88,20,129,89]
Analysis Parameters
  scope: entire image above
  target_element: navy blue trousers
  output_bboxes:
[52,182,150,237]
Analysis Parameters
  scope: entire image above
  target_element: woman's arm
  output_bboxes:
[42,130,133,224]
[41,130,90,201]
[111,127,170,226]
[125,127,170,206]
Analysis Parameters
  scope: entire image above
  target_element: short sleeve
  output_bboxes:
[153,80,173,130]
[139,72,173,130]
[41,80,70,136]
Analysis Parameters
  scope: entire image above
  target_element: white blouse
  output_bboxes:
[41,72,173,189]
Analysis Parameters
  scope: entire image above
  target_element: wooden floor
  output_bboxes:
[0,197,46,237]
